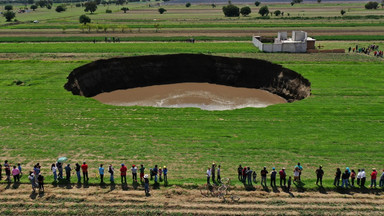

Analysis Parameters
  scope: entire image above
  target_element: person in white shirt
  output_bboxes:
[360,169,366,187]
[51,164,57,182]
[206,168,211,184]
[356,169,362,186]
[131,165,137,181]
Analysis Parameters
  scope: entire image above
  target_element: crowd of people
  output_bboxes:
[227,163,384,190]
[1,160,168,196]
[348,44,383,57]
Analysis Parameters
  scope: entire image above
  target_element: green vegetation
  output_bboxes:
[222,4,240,17]
[259,5,269,17]
[240,6,251,17]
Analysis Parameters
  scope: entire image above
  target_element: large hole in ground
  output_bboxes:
[64,54,311,110]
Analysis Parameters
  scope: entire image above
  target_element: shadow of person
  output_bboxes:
[245,184,256,191]
[262,185,270,192]
[272,186,280,193]
[30,191,37,200]
[317,185,327,194]
[83,182,89,189]
[294,181,306,192]
[52,181,58,188]
[132,181,139,190]
[66,183,73,189]
[5,182,11,190]
[121,183,128,191]
[38,191,45,198]
[153,182,160,190]
[12,182,20,189]
[100,182,107,189]
[110,183,116,192]
[76,183,82,189]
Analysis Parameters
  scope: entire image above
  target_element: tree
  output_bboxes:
[116,0,126,5]
[55,5,66,12]
[274,10,281,16]
[5,5,13,11]
[121,7,129,13]
[382,0,384,8]
[317,0,321,3]
[365,1,379,9]
[185,2,191,8]
[254,1,260,6]
[240,6,251,16]
[222,4,239,17]
[293,0,303,3]
[28,0,35,4]
[3,11,16,22]
[258,5,269,16]
[30,5,38,11]
[158,8,166,14]
[79,14,91,25]
[84,1,98,14]
[340,9,346,16]
[290,2,295,6]
[211,4,216,8]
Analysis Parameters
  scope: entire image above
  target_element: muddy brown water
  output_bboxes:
[93,83,287,110]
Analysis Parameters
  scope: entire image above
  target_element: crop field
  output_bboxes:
[1,1,384,215]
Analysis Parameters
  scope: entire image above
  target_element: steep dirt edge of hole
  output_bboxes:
[64,54,311,102]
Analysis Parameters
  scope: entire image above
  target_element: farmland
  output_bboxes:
[1,1,384,215]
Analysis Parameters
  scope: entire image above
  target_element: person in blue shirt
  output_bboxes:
[163,166,168,182]
[294,163,303,181]
[18,163,22,177]
[153,165,158,183]
[65,164,71,182]
[99,164,105,184]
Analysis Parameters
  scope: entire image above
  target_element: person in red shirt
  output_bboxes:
[370,168,378,188]
[279,168,286,187]
[81,162,89,182]
[120,164,127,184]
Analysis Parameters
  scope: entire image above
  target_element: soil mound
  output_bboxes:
[64,54,310,103]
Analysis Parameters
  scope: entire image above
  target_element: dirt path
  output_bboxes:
[0,183,382,215]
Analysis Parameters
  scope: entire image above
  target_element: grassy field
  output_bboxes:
[1,1,384,215]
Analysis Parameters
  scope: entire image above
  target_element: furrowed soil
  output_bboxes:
[0,183,383,215]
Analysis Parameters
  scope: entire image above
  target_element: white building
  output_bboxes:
[253,31,315,53]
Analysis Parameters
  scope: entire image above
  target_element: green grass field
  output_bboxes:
[1,2,384,190]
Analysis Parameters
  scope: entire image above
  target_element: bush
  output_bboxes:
[365,1,379,9]
[186,2,191,7]
[258,5,269,16]
[121,7,129,13]
[5,5,13,11]
[106,9,112,13]
[254,1,260,6]
[3,11,16,22]
[79,14,91,25]
[222,4,240,17]
[240,6,251,16]
[75,3,81,7]
[274,10,281,16]
[211,3,216,8]
[340,9,346,16]
[30,5,37,11]
[158,8,166,14]
[55,5,66,12]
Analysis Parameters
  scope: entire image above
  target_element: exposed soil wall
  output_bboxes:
[64,54,311,102]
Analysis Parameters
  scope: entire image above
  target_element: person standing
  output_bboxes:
[0,164,2,180]
[144,174,150,196]
[293,167,300,182]
[252,171,257,183]
[108,164,114,184]
[65,164,71,182]
[334,168,341,187]
[370,168,377,188]
[139,164,145,182]
[260,167,268,187]
[217,165,221,183]
[17,163,22,177]
[316,166,324,186]
[163,166,168,182]
[361,169,366,187]
[356,169,362,186]
[242,167,247,183]
[153,165,158,183]
[238,165,243,181]
[120,164,127,184]
[341,170,349,188]
[211,163,216,183]
[351,169,356,187]
[34,164,40,176]
[206,167,211,184]
[51,163,57,182]
[270,168,277,187]
[37,174,44,192]
[75,163,81,183]
[57,162,63,180]
[81,162,89,182]
[131,165,137,181]
[159,168,163,182]
[287,176,292,191]
[99,164,105,184]
[28,171,37,193]
[295,163,303,181]
[279,168,286,187]
[247,167,253,185]
[12,166,20,182]
[379,169,384,187]
[4,160,11,182]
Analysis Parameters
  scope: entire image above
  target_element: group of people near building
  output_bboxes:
[230,163,384,190]
[348,44,383,57]
[1,160,168,195]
